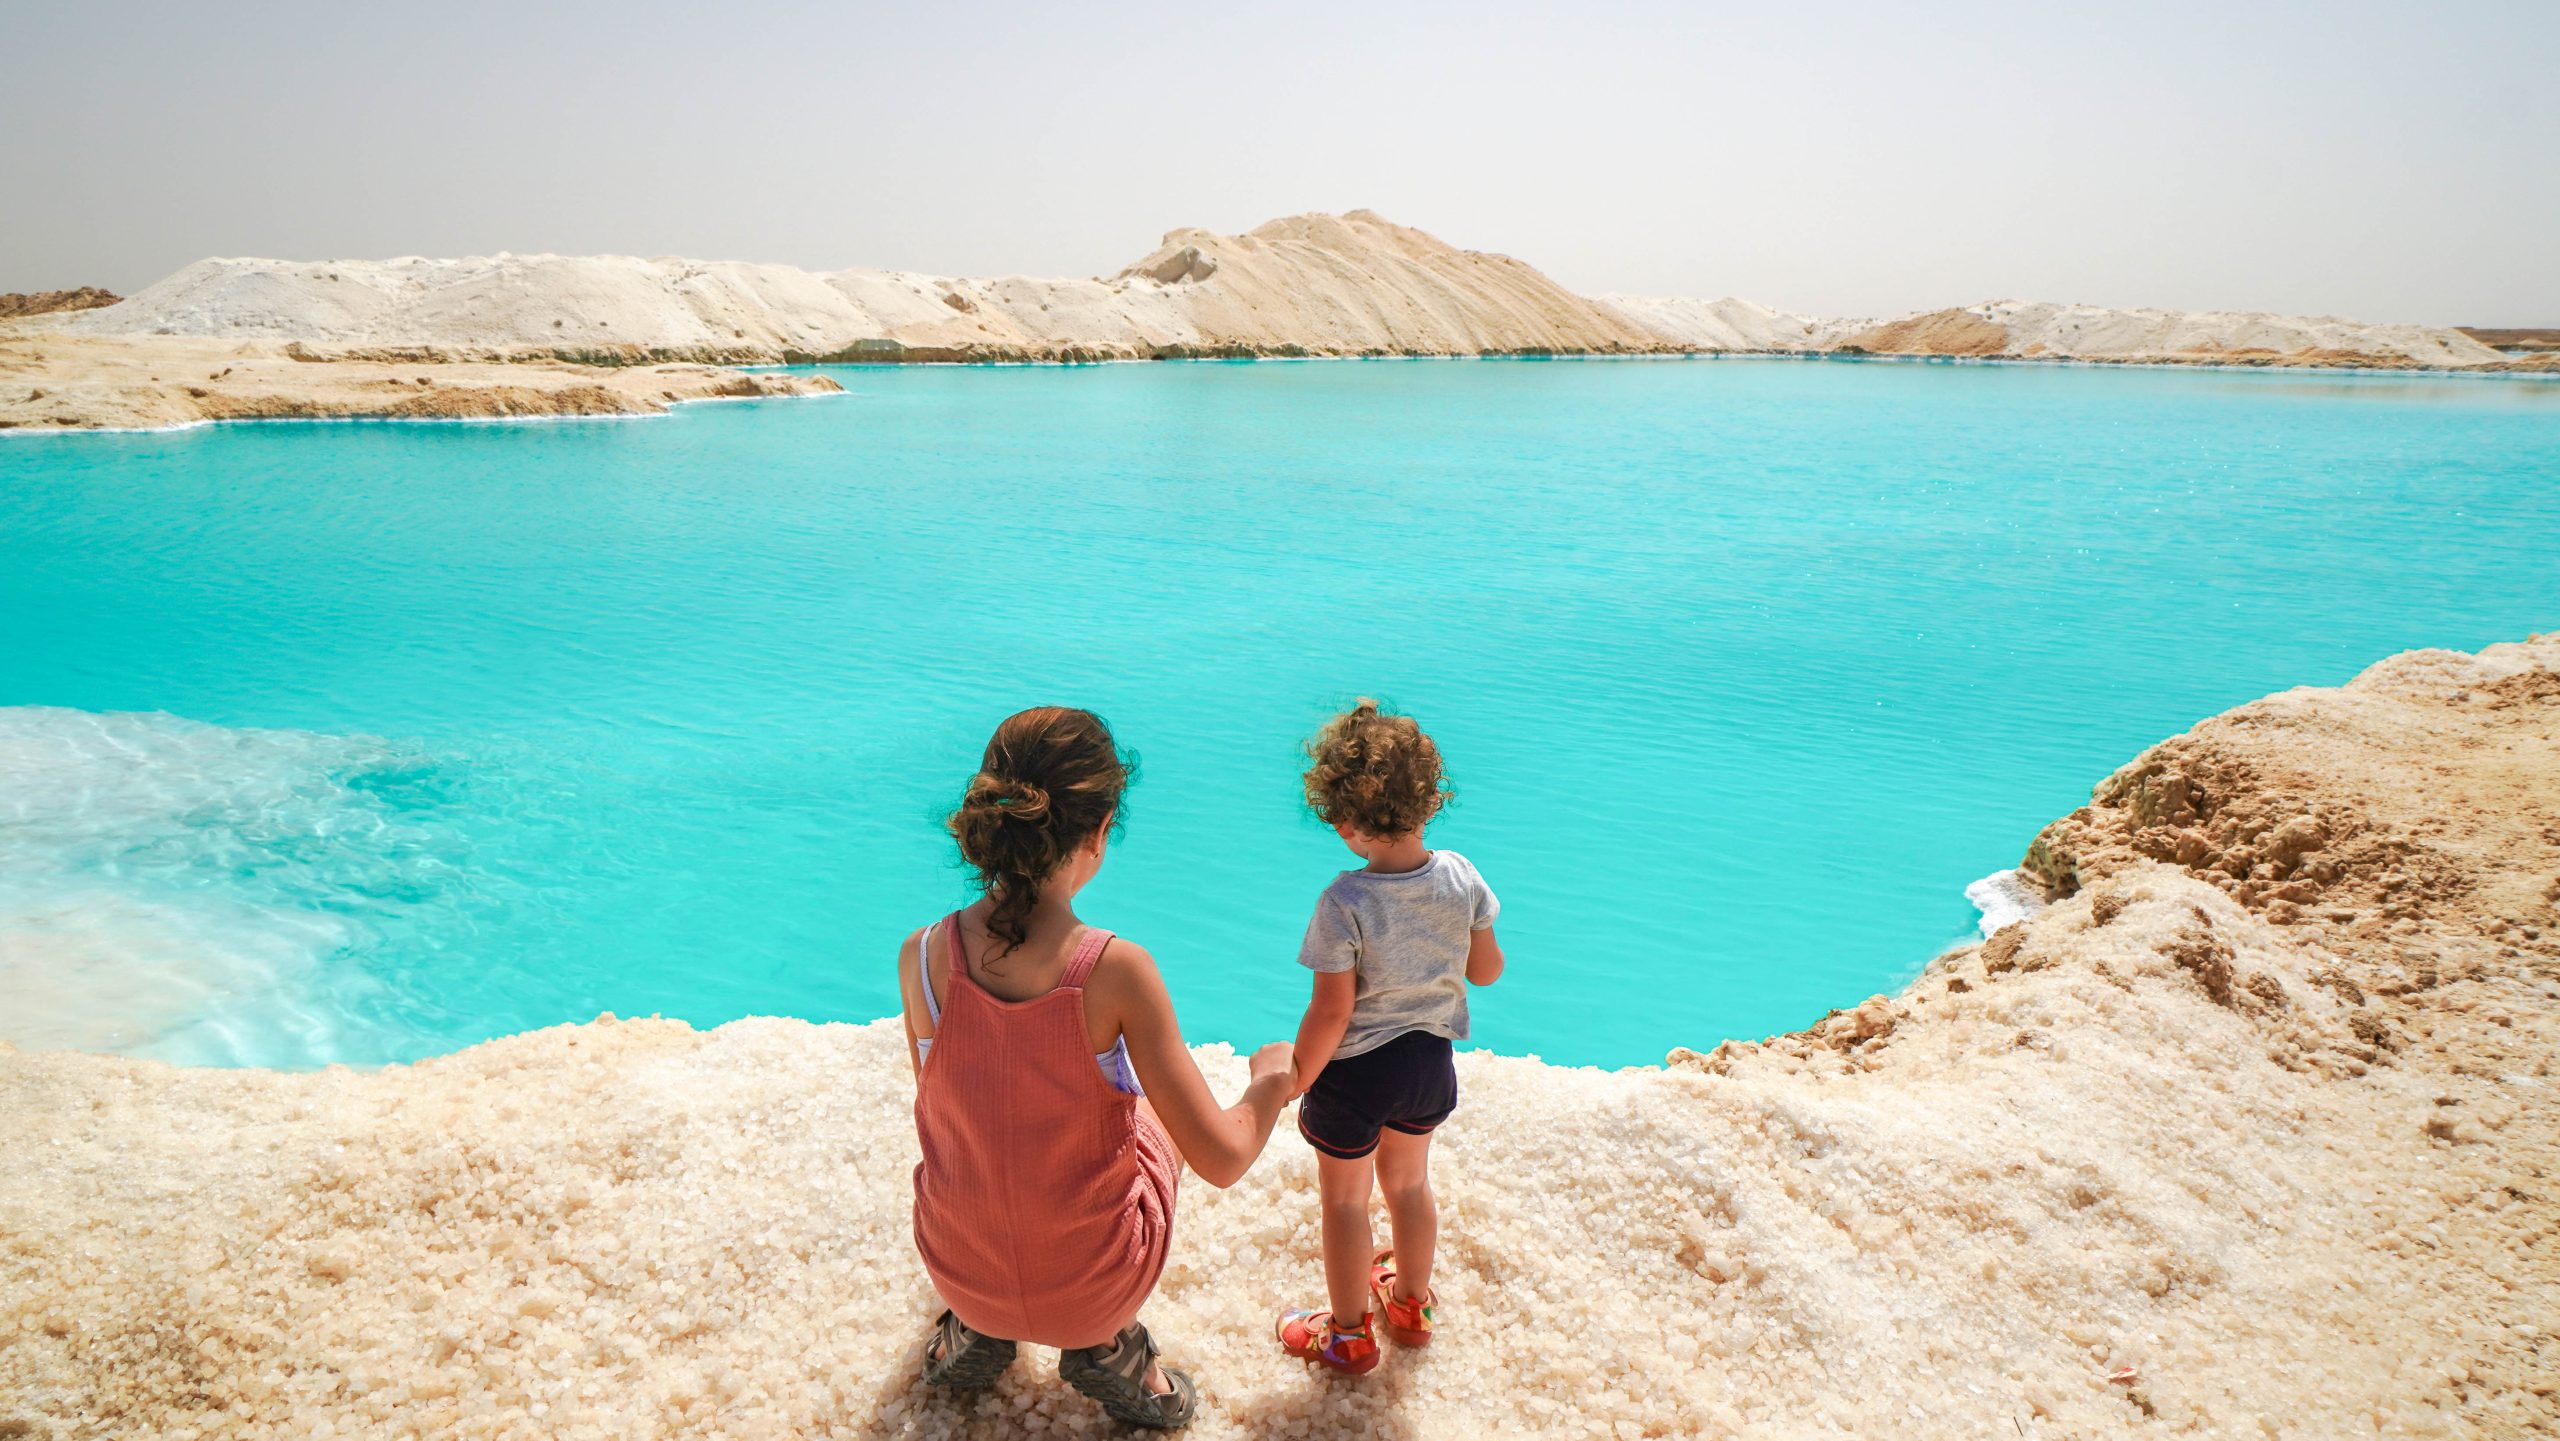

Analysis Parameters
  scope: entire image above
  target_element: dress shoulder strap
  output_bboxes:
[1061,927,1114,988]
[937,909,977,1002]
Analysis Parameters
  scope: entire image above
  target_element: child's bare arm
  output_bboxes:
[1291,970,1358,1098]
[1095,940,1295,1188]
[1465,926,1505,986]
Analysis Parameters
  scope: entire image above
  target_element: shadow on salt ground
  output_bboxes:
[1220,1356,1430,1441]
[833,1335,1431,1440]
[822,1323,1030,1441]
[822,1348,1239,1440]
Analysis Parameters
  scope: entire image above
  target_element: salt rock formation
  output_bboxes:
[57,211,1674,365]
[4,634,2554,1438]
[0,334,840,432]
[2024,634,2560,935]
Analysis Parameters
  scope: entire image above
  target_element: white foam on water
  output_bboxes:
[1963,867,2047,937]
[0,419,217,438]
[0,707,480,1067]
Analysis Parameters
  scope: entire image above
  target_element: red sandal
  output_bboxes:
[1276,1308,1380,1375]
[1369,1249,1435,1348]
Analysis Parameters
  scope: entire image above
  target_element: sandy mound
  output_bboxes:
[1117,211,1672,358]
[0,334,840,432]
[1838,308,2011,358]
[4,634,2554,1439]
[1593,294,1869,353]
[1824,300,2511,368]
[1604,295,2513,370]
[55,212,1671,367]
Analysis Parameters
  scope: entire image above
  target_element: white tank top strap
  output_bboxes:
[919,919,943,1028]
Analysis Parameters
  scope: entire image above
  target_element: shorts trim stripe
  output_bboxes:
[1297,1116,1379,1160]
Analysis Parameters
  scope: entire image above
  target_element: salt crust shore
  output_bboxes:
[4,637,2555,1438]
[10,208,2554,431]
[0,334,841,434]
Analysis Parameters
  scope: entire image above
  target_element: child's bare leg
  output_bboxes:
[1373,1128,1437,1300]
[1316,1150,1376,1323]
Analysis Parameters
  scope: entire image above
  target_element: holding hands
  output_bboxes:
[1249,1041,1297,1098]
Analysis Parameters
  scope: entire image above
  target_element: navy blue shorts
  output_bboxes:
[1297,1031,1458,1161]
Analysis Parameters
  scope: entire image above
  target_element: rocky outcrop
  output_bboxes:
[0,287,120,320]
[2458,327,2560,353]
[2021,637,2560,937]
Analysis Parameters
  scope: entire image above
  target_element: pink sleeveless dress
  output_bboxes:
[911,913,1182,1349]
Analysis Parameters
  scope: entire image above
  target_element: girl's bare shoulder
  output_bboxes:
[1084,932,1168,1006]
[1091,931,1159,975]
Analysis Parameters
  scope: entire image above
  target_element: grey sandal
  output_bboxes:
[920,1309,1017,1391]
[1060,1322,1199,1430]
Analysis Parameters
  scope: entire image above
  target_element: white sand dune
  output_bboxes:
[5,633,2554,1438]
[1595,294,1872,353]
[58,211,1670,365]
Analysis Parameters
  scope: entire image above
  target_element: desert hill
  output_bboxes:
[10,210,2550,432]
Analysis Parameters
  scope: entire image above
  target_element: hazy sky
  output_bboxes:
[5,1,2554,322]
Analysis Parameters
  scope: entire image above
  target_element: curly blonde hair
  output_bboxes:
[1302,698,1449,837]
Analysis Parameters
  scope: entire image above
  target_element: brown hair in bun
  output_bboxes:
[948,706,1134,954]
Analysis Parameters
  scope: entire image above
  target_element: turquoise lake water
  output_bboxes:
[2,359,2554,1070]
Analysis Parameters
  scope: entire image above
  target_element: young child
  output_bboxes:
[1275,699,1504,1375]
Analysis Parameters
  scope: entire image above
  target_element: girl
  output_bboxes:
[1276,700,1505,1374]
[902,706,1296,1429]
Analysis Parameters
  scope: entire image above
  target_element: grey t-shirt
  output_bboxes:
[1297,850,1500,1061]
